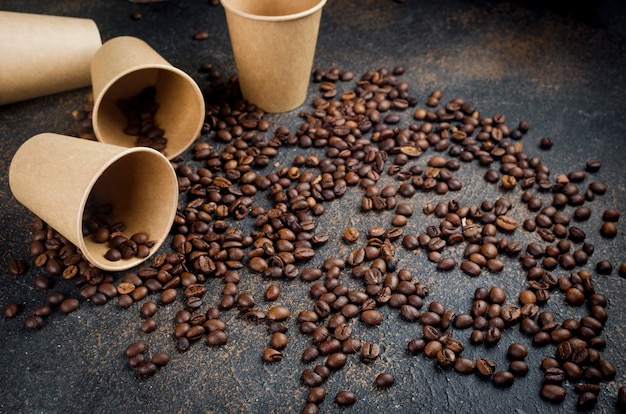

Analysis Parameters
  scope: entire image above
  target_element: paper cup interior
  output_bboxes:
[79,148,178,271]
[92,65,204,160]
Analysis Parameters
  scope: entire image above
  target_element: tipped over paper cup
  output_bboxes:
[9,133,179,272]
[91,36,205,160]
[0,11,102,106]
[221,0,326,113]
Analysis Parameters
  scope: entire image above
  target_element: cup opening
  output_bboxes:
[221,0,326,21]
[79,149,178,271]
[93,66,204,160]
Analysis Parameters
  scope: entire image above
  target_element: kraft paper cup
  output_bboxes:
[0,11,102,106]
[91,36,205,160]
[221,0,326,113]
[9,133,179,272]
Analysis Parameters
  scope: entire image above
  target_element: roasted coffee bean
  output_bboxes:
[360,309,382,325]
[3,302,19,318]
[437,257,456,271]
[333,323,352,341]
[598,359,616,379]
[125,341,146,358]
[301,347,320,363]
[407,338,426,355]
[454,357,475,375]
[583,366,604,383]
[495,215,517,232]
[596,260,613,275]
[361,342,381,362]
[532,331,551,347]
[307,387,327,404]
[539,137,554,149]
[492,371,514,387]
[24,314,44,330]
[137,361,157,377]
[569,226,586,242]
[507,343,528,360]
[141,301,158,318]
[399,304,420,322]
[59,298,80,314]
[206,330,228,346]
[421,311,441,326]
[602,208,620,221]
[460,260,481,277]
[127,354,146,369]
[586,159,602,172]
[151,352,169,367]
[117,294,133,308]
[475,357,496,377]
[140,318,157,333]
[9,258,27,276]
[334,390,356,406]
[318,339,341,355]
[616,386,626,410]
[540,384,567,403]
[262,348,283,362]
[520,318,540,336]
[176,337,190,353]
[266,306,291,321]
[343,227,359,243]
[544,366,565,383]
[577,391,598,410]
[436,348,456,368]
[326,352,347,370]
[374,372,395,388]
[34,305,52,317]
[301,369,323,387]
[485,327,501,346]
[184,283,206,298]
[453,313,474,329]
[301,403,318,414]
[33,275,53,290]
[600,221,618,238]
[509,360,529,377]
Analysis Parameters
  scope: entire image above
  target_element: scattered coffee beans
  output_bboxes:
[4,64,623,413]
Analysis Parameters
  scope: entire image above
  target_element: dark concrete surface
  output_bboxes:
[1,0,626,413]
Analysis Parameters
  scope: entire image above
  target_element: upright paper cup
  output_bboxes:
[91,36,205,160]
[0,11,102,106]
[221,0,326,113]
[9,133,179,272]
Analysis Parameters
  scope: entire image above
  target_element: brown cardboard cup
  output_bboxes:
[221,0,326,113]
[0,11,102,106]
[9,133,179,272]
[91,36,205,160]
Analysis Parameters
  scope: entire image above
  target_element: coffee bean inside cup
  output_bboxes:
[116,86,168,152]
[82,203,155,261]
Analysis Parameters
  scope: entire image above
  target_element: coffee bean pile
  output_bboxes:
[4,64,626,412]
[116,86,168,152]
[83,203,156,262]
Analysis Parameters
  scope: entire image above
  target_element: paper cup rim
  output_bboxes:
[76,145,177,271]
[220,0,327,21]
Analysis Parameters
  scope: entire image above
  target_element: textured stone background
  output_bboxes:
[1,1,625,413]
